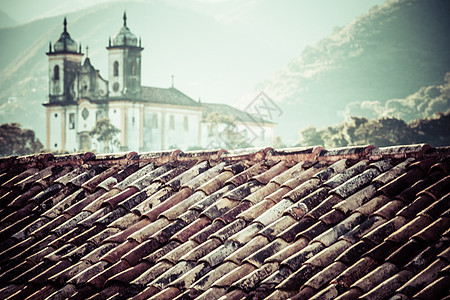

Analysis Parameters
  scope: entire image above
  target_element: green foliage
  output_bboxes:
[299,112,450,148]
[346,72,450,122]
[89,118,120,152]
[273,136,286,148]
[0,123,43,157]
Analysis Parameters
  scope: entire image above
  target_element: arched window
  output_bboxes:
[113,61,119,77]
[131,62,136,75]
[54,65,59,80]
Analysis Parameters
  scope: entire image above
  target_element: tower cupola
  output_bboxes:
[112,12,138,47]
[107,12,143,99]
[53,18,80,53]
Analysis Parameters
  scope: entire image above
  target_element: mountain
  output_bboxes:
[251,0,449,144]
[1,0,448,147]
[0,1,247,143]
[0,10,18,28]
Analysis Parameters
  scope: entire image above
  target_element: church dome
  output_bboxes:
[112,12,138,47]
[54,18,79,53]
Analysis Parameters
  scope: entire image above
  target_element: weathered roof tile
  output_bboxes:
[0,144,448,299]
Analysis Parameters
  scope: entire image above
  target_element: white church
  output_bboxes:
[43,14,275,153]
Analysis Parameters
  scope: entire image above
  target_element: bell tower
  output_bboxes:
[107,12,143,99]
[46,18,83,103]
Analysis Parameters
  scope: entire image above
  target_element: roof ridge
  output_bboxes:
[1,144,448,171]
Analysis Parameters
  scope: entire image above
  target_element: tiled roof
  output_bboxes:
[201,102,275,125]
[0,144,449,300]
[141,87,201,107]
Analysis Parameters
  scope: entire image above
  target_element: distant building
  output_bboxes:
[43,14,274,153]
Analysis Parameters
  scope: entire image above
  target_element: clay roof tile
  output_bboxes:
[225,234,268,265]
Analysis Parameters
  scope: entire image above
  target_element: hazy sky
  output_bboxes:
[2,0,388,24]
[1,0,388,106]
[1,0,390,145]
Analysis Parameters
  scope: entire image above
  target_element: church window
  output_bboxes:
[54,113,58,118]
[131,62,136,75]
[69,113,75,129]
[152,114,158,129]
[96,110,103,121]
[113,61,119,77]
[183,116,188,131]
[54,65,59,80]
[169,115,175,130]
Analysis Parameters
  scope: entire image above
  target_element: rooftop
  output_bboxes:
[0,144,449,299]
[141,86,201,107]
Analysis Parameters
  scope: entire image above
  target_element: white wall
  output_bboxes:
[48,57,64,97]
[108,49,123,97]
[108,105,122,152]
[163,108,202,150]
[127,106,141,151]
[49,108,62,152]
[65,106,78,153]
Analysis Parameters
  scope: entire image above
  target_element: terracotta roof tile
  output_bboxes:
[297,221,330,241]
[226,234,268,265]
[172,216,210,243]
[143,240,180,264]
[305,261,347,291]
[306,194,343,220]
[229,222,263,245]
[396,257,448,297]
[122,238,161,265]
[245,238,289,268]
[0,144,448,299]
[386,215,433,243]
[313,213,365,247]
[352,262,399,293]
[190,221,224,244]
[190,185,235,212]
[232,262,278,292]
[411,274,450,299]
[281,241,324,271]
[237,199,274,222]
[190,261,237,293]
[341,216,385,245]
[259,215,296,241]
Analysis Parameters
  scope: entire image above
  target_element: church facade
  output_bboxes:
[44,14,274,153]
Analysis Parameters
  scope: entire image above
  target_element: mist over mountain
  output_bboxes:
[0,1,244,142]
[0,0,448,148]
[253,0,449,144]
[0,10,18,28]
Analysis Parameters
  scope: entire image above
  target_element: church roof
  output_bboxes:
[202,102,275,125]
[53,18,79,54]
[0,144,449,299]
[111,12,138,47]
[141,86,201,107]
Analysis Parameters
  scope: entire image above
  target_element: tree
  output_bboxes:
[299,126,324,147]
[89,118,120,153]
[297,112,450,148]
[0,123,43,157]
